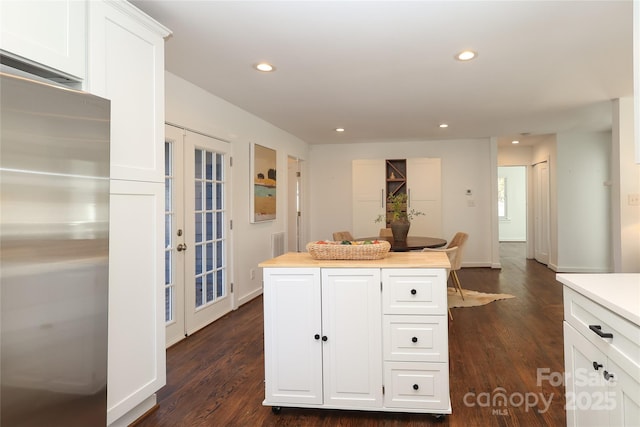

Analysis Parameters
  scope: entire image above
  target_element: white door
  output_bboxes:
[352,159,386,238]
[533,161,550,265]
[407,158,442,238]
[165,125,232,347]
[165,125,185,346]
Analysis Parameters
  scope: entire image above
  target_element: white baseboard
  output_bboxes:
[461,262,493,268]
[554,266,612,273]
[237,287,263,307]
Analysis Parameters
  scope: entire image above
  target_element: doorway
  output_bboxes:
[287,156,303,252]
[498,166,527,242]
[164,124,233,347]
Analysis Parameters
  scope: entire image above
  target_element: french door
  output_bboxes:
[165,124,232,347]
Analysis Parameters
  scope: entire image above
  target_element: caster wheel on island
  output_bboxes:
[432,414,446,421]
[271,406,282,414]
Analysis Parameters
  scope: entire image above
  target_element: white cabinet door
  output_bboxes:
[406,158,442,238]
[87,0,170,183]
[107,180,165,425]
[0,0,86,79]
[564,322,611,427]
[607,357,640,427]
[263,268,323,405]
[352,160,385,238]
[321,269,382,408]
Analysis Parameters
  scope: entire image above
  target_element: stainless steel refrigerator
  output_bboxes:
[0,70,110,426]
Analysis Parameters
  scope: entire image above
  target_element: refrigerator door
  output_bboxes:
[0,72,110,426]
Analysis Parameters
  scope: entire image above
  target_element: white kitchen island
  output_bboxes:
[259,251,451,417]
[557,273,640,427]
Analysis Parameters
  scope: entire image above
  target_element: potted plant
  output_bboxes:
[375,193,425,241]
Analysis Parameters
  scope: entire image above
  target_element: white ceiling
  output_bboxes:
[132,0,634,146]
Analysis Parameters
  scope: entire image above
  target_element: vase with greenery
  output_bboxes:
[375,193,425,241]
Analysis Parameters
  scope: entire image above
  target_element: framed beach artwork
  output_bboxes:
[250,143,277,222]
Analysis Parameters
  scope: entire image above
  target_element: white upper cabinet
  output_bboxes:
[0,0,86,80]
[406,158,442,238]
[352,159,386,238]
[87,0,170,183]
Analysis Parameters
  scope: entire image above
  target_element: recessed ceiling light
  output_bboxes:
[439,123,449,128]
[455,50,477,61]
[255,62,275,72]
[335,128,345,132]
[512,140,520,144]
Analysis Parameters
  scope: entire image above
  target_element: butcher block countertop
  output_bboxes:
[259,251,451,269]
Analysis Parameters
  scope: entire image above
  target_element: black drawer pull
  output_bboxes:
[412,384,419,390]
[592,361,603,371]
[604,371,614,381]
[410,289,417,295]
[589,325,613,339]
[411,337,418,343]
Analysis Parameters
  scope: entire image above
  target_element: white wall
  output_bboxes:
[164,72,637,293]
[498,166,527,241]
[556,131,612,272]
[498,145,533,166]
[309,139,495,267]
[612,97,640,272]
[165,72,311,306]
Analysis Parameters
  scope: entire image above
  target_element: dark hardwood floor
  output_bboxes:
[136,243,566,427]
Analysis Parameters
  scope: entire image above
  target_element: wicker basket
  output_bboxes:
[306,240,391,260]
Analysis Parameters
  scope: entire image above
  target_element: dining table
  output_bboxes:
[358,235,447,252]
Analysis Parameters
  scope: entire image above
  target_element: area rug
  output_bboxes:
[448,287,515,308]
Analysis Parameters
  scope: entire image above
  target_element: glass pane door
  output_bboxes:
[184,130,232,335]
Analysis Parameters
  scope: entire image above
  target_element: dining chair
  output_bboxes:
[423,232,469,300]
[332,231,354,241]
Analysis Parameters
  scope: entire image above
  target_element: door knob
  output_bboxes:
[177,243,187,252]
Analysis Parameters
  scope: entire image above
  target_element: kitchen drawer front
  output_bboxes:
[382,269,447,315]
[384,361,450,410]
[383,315,447,362]
[564,287,640,369]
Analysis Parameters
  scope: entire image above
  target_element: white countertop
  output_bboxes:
[556,273,640,326]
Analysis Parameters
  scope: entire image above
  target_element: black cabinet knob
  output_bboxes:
[592,361,603,371]
[322,336,328,341]
[413,384,419,390]
[410,289,417,295]
[314,334,320,340]
[411,337,418,343]
[604,371,614,381]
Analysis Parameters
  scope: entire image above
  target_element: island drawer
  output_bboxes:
[383,361,450,410]
[382,269,447,315]
[383,315,447,362]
